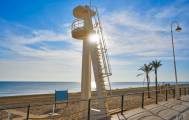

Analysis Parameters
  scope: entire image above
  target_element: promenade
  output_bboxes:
[111,95,189,120]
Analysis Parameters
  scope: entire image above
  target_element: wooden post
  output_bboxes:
[184,88,186,95]
[54,90,57,109]
[179,88,182,97]
[0,111,1,120]
[166,88,168,101]
[26,104,30,120]
[121,95,124,115]
[173,89,175,98]
[87,99,91,120]
[142,92,144,108]
[156,90,158,104]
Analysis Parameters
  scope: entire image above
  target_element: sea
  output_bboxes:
[0,81,188,97]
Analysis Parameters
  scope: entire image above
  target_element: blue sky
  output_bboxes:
[0,0,189,82]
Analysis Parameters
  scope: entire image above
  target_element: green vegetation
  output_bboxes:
[138,64,153,98]
[137,60,162,99]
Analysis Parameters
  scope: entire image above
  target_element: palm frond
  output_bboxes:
[150,60,162,69]
[136,73,143,77]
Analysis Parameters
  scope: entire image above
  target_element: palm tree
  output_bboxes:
[138,64,153,98]
[150,60,162,104]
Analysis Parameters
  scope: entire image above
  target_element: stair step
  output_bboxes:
[92,23,112,93]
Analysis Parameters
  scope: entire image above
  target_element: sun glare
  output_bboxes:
[91,81,96,89]
[89,33,99,43]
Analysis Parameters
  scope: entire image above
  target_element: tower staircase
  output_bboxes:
[92,7,112,95]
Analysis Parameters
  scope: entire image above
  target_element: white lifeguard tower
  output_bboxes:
[71,5,112,119]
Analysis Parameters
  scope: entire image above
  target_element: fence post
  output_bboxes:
[173,89,175,98]
[26,104,30,120]
[0,112,1,120]
[166,88,168,101]
[121,95,124,115]
[87,99,91,120]
[184,88,186,95]
[141,92,144,108]
[156,90,158,104]
[179,88,182,97]
[188,87,189,95]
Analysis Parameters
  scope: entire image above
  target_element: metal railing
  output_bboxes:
[1,85,189,120]
[71,19,85,31]
[92,6,112,93]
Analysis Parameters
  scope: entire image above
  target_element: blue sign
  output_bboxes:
[55,90,68,102]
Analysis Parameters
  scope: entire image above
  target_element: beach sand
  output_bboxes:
[0,85,180,120]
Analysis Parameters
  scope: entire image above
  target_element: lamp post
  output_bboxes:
[170,21,182,100]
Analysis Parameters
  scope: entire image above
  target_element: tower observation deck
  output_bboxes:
[71,5,112,119]
[72,5,96,40]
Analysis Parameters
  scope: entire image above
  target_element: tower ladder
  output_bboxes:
[93,7,112,95]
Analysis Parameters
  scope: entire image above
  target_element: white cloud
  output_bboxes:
[0,19,83,61]
[0,20,83,81]
[154,1,189,19]
[0,1,189,82]
[100,7,189,61]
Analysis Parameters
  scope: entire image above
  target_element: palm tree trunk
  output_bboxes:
[146,73,150,98]
[155,69,158,104]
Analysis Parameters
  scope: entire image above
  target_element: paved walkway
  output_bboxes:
[111,95,189,120]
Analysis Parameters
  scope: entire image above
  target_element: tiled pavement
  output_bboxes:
[111,95,189,120]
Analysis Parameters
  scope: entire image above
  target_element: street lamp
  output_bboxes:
[171,21,182,100]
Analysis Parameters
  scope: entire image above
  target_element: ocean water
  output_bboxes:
[0,81,187,97]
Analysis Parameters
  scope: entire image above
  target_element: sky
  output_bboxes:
[0,0,189,82]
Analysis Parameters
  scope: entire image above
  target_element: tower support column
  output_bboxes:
[81,37,91,100]
[90,42,110,119]
[80,37,91,119]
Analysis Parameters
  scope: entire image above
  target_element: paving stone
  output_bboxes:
[111,95,189,120]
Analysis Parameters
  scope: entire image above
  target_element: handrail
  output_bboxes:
[71,19,85,31]
[95,7,112,74]
[91,6,112,94]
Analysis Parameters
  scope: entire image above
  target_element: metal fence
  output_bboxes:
[0,85,189,120]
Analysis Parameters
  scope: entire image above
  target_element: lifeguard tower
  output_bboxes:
[71,5,112,119]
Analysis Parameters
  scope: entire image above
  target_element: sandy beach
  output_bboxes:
[0,85,181,120]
